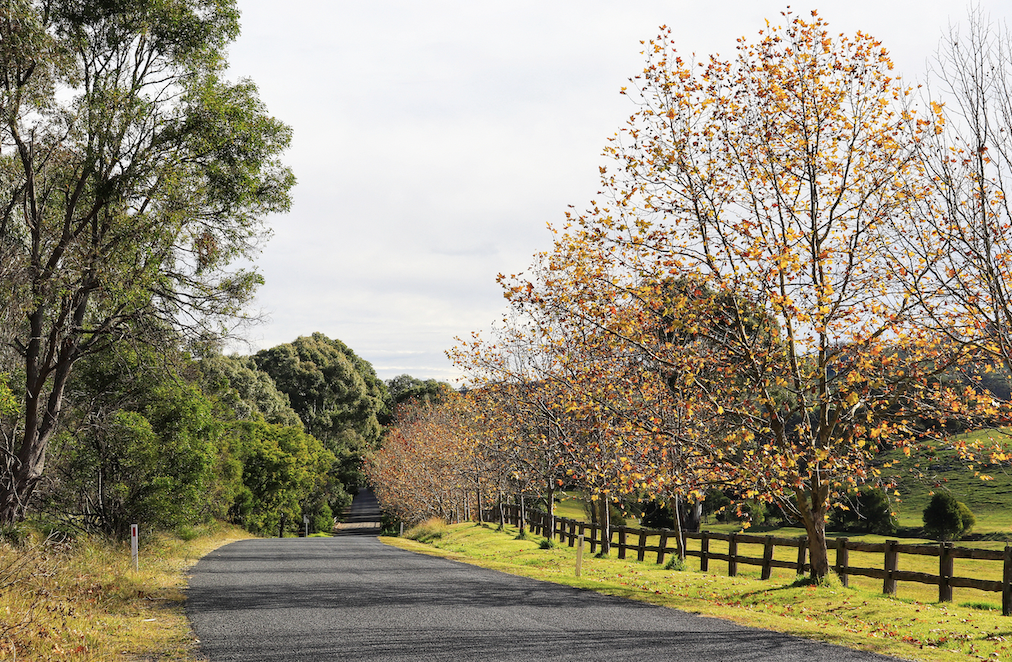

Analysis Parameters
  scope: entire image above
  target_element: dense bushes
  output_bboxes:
[829,488,898,536]
[22,335,379,539]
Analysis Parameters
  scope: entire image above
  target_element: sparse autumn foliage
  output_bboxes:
[453,10,1000,578]
[367,390,477,525]
[376,11,1011,581]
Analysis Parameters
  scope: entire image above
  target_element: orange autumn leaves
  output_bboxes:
[376,11,1010,579]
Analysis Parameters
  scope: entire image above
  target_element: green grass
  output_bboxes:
[553,492,591,522]
[879,428,1012,536]
[404,518,451,543]
[384,521,1012,662]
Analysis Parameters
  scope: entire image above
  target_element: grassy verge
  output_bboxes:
[1,522,252,660]
[384,521,1012,662]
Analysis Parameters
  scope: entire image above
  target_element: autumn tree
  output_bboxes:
[367,391,475,525]
[450,327,578,533]
[487,240,737,557]
[490,11,990,578]
[0,0,294,523]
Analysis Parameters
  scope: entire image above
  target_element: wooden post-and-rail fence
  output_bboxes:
[488,503,1012,616]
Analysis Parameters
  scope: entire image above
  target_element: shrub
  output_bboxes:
[923,492,975,540]
[829,488,898,535]
[664,555,686,571]
[404,518,448,543]
[312,503,334,534]
[539,538,555,549]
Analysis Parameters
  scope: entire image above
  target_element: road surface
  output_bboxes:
[187,520,904,660]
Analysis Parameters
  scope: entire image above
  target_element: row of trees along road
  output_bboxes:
[440,9,1012,580]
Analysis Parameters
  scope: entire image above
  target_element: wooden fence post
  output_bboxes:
[637,529,648,562]
[761,536,774,580]
[796,536,808,577]
[939,542,954,603]
[617,526,627,560]
[700,533,710,572]
[568,520,576,547]
[1003,545,1012,617]
[657,530,669,565]
[589,524,597,555]
[883,539,898,595]
[728,533,738,577]
[835,538,848,587]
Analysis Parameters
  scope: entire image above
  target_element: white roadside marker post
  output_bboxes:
[576,534,585,577]
[131,524,138,572]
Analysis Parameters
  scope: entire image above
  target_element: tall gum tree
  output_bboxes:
[504,12,987,578]
[0,0,294,523]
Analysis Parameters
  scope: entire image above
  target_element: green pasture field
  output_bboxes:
[386,520,1012,662]
[551,428,1012,539]
[886,428,1012,535]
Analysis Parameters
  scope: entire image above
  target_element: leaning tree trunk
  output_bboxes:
[0,332,77,524]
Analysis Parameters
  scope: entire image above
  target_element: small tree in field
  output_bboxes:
[923,492,975,540]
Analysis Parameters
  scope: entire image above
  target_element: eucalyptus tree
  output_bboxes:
[0,0,294,523]
[254,333,387,491]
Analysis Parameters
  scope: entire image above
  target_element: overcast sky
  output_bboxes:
[224,0,1009,383]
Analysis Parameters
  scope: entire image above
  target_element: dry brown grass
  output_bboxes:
[0,522,252,661]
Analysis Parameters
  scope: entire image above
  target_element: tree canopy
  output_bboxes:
[254,333,387,489]
[0,0,294,523]
[434,10,1006,578]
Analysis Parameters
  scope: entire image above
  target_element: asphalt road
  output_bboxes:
[186,536,906,662]
[333,487,382,535]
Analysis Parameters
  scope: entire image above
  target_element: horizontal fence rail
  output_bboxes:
[485,503,1012,616]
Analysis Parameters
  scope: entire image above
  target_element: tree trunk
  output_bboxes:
[519,492,526,536]
[475,475,483,524]
[0,338,76,524]
[796,485,831,578]
[598,497,611,555]
[546,485,555,541]
[671,497,686,561]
